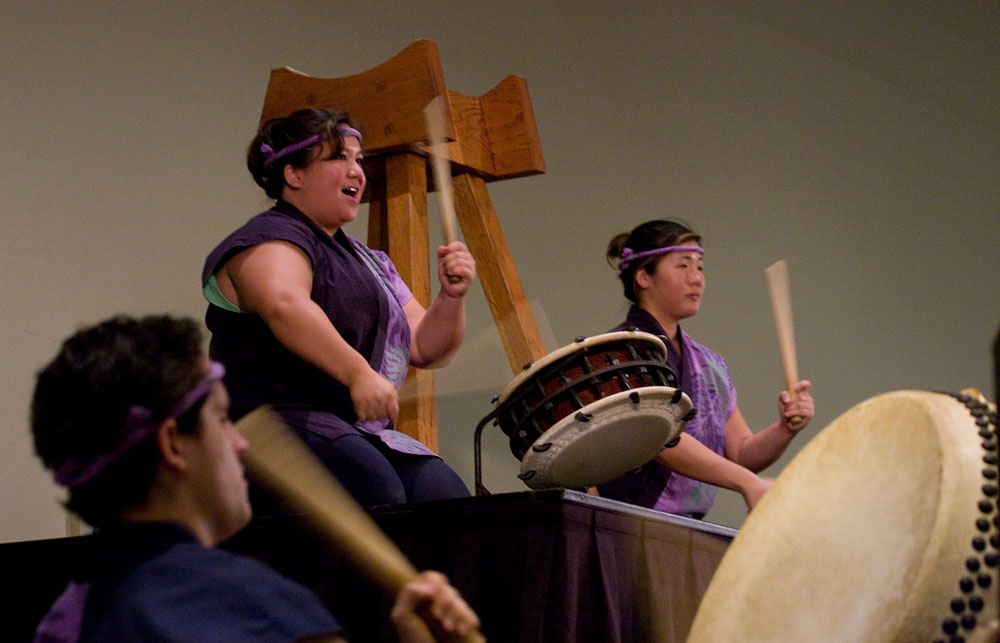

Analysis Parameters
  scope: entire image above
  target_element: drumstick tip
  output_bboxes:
[764,258,788,276]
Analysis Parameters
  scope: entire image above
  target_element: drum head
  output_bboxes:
[688,391,999,642]
[519,386,693,490]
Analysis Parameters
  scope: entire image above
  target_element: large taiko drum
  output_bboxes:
[688,390,999,642]
[490,330,695,490]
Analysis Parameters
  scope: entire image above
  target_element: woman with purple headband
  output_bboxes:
[202,108,474,511]
[598,220,815,518]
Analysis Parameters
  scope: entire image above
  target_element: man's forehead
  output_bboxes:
[204,381,230,407]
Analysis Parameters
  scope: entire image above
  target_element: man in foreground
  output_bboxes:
[30,314,478,642]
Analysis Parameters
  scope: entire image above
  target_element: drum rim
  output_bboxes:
[519,385,692,489]
[498,330,668,402]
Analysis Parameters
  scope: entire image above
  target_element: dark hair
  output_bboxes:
[606,219,701,302]
[31,315,207,528]
[247,108,359,199]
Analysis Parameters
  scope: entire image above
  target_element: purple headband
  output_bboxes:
[260,126,363,170]
[617,245,703,271]
[53,361,227,488]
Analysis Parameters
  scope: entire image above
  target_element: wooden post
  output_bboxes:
[453,173,546,371]
[366,154,438,451]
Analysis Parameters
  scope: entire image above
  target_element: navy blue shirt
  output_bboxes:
[34,522,342,642]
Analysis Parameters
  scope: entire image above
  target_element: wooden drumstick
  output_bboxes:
[423,96,463,284]
[236,407,485,642]
[764,260,803,425]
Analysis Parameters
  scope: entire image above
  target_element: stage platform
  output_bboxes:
[1,489,736,642]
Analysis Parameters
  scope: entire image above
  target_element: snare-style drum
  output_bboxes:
[688,390,999,642]
[489,331,694,490]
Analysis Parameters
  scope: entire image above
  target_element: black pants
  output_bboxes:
[299,429,469,508]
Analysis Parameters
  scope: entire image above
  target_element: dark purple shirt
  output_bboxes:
[202,201,434,456]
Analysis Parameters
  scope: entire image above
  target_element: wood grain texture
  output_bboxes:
[453,173,547,372]
[259,40,450,155]
[366,154,438,451]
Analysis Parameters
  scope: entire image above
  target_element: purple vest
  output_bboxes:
[202,202,435,457]
[202,202,399,421]
[598,305,736,517]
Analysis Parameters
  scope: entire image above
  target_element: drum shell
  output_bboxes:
[494,332,677,461]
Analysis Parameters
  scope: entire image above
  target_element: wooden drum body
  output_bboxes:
[688,390,999,642]
[492,331,694,490]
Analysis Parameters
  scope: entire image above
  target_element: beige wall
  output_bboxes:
[2,1,997,543]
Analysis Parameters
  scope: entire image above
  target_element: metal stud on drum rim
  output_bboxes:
[518,386,693,490]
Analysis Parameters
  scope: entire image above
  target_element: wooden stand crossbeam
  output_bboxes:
[259,39,547,449]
